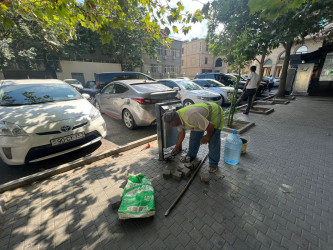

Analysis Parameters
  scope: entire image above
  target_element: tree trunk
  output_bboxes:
[258,49,267,83]
[251,51,266,107]
[277,40,293,97]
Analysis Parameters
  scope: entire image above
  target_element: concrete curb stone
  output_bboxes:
[0,135,157,195]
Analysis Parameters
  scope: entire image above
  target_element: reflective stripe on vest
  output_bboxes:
[177,102,224,130]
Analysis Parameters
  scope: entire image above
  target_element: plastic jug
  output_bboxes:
[224,130,242,165]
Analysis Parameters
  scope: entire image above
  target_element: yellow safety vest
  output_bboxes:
[177,102,224,130]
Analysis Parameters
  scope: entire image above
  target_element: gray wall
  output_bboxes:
[142,40,182,79]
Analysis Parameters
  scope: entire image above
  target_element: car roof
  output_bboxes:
[112,80,157,85]
[0,79,65,86]
[98,71,143,74]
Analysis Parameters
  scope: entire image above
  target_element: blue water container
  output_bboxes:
[224,130,243,165]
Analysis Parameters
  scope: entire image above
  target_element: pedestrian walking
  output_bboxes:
[163,102,224,173]
[268,75,274,92]
[236,65,259,115]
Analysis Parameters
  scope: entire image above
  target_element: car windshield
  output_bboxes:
[131,83,172,93]
[228,75,246,81]
[65,80,81,85]
[206,79,225,87]
[175,80,202,90]
[0,83,82,106]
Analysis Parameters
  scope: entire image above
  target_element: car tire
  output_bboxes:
[123,109,136,130]
[183,99,194,107]
[221,95,225,106]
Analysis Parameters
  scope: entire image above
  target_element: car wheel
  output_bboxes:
[183,99,194,107]
[123,109,136,130]
[221,95,225,106]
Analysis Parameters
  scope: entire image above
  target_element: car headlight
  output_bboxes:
[0,121,28,136]
[89,107,101,121]
[198,97,211,101]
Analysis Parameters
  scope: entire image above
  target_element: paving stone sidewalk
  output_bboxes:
[0,96,332,250]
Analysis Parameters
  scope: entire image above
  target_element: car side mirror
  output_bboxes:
[82,93,90,99]
[173,87,180,91]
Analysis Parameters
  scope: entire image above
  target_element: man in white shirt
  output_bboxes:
[236,66,259,115]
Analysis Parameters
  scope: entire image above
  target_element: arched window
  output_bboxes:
[296,46,308,54]
[279,52,285,60]
[215,58,222,67]
[264,59,272,66]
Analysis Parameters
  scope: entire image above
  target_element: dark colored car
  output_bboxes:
[195,73,247,89]
[95,72,155,90]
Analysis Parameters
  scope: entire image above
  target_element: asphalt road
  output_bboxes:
[0,88,276,185]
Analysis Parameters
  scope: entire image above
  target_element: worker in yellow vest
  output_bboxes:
[163,102,224,173]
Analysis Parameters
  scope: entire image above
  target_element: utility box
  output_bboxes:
[155,101,183,160]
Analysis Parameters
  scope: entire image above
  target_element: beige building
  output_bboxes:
[56,60,121,83]
[254,37,324,77]
[181,38,227,79]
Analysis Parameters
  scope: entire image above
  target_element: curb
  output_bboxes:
[223,121,255,134]
[0,135,157,195]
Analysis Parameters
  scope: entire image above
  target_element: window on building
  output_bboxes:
[215,58,222,67]
[157,47,162,55]
[264,59,272,66]
[206,45,209,51]
[205,57,208,64]
[296,45,308,54]
[71,73,85,84]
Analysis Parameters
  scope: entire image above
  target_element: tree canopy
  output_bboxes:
[0,0,202,44]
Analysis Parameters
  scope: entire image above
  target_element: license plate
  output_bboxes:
[50,132,85,146]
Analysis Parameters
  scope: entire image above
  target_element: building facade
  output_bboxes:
[254,37,324,77]
[141,40,182,79]
[181,38,227,79]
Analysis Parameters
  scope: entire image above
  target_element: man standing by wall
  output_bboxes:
[236,65,259,115]
[163,102,224,173]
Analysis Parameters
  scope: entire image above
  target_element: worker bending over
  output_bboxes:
[163,102,224,173]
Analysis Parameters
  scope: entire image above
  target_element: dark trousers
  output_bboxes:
[236,88,256,114]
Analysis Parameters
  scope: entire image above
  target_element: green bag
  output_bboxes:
[118,174,155,219]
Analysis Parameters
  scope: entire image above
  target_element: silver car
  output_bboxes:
[95,80,178,129]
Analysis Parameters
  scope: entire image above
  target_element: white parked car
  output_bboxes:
[157,79,222,106]
[0,79,106,165]
[192,79,242,105]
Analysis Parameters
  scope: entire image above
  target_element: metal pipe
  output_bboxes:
[165,153,208,216]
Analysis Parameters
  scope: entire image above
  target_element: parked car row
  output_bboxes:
[194,73,267,96]
[0,70,258,165]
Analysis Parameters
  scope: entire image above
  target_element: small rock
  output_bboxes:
[200,173,210,183]
[181,167,191,177]
[184,162,194,170]
[111,195,122,209]
[172,171,182,181]
[163,169,171,179]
